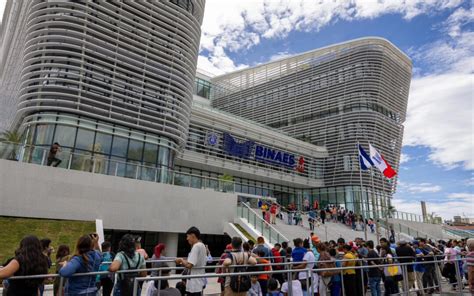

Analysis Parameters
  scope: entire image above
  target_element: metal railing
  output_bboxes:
[0,141,237,193]
[3,256,469,296]
[237,202,289,244]
[442,226,474,238]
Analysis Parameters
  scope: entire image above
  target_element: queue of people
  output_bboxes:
[1,228,473,296]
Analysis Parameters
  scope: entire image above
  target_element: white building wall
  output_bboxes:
[0,159,237,235]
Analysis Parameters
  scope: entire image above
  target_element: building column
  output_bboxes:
[160,232,179,259]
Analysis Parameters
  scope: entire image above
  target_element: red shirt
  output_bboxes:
[270,205,277,214]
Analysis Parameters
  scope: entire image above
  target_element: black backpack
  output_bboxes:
[119,252,142,296]
[229,252,252,293]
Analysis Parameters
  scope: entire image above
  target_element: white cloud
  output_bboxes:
[400,153,411,164]
[392,197,474,220]
[198,0,463,75]
[448,192,474,201]
[406,183,442,193]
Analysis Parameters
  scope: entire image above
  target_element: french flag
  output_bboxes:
[369,144,397,179]
[358,144,373,170]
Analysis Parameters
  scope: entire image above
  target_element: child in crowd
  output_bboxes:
[267,278,283,296]
[247,274,262,296]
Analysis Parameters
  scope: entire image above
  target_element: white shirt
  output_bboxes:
[186,242,207,293]
[298,251,319,292]
[281,280,303,296]
[298,251,315,279]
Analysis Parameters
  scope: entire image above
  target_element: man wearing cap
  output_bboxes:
[396,240,416,292]
[311,235,321,262]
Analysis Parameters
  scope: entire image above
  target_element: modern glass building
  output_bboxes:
[0,0,205,178]
[0,1,411,222]
[209,38,412,218]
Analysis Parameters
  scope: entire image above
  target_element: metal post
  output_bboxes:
[340,270,345,296]
[154,167,158,182]
[135,164,139,179]
[92,158,96,173]
[157,269,162,296]
[41,149,46,165]
[309,269,314,296]
[454,258,463,293]
[115,162,118,176]
[58,276,64,296]
[288,268,293,296]
[132,277,139,296]
[360,264,365,296]
[434,258,443,294]
[67,154,72,169]
[306,269,310,296]
[402,264,409,294]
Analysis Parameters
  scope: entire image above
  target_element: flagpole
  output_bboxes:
[369,161,380,243]
[357,142,368,241]
[381,172,390,238]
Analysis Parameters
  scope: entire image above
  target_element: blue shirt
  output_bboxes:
[414,248,426,273]
[59,250,102,294]
[292,247,307,263]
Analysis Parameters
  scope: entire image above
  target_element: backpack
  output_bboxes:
[118,252,142,296]
[229,252,252,293]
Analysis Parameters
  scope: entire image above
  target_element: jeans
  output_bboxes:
[368,277,381,296]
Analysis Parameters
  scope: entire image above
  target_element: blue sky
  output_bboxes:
[0,1,471,220]
[197,0,473,220]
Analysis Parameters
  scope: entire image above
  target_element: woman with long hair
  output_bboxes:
[109,234,147,296]
[0,235,49,296]
[59,233,102,295]
[54,245,71,296]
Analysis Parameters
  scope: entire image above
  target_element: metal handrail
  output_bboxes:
[238,202,289,243]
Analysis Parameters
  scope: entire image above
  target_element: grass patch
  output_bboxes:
[0,216,95,264]
[233,223,256,242]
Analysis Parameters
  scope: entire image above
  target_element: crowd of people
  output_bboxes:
[258,199,376,235]
[1,226,473,296]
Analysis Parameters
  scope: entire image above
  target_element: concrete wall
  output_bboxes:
[0,160,237,235]
[389,218,445,239]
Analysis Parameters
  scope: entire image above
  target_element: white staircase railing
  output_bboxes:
[237,202,289,244]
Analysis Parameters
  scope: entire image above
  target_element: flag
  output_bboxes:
[358,144,373,170]
[369,144,397,178]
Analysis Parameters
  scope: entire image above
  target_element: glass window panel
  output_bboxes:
[34,124,55,145]
[191,176,202,189]
[108,157,126,177]
[94,133,112,155]
[128,139,143,161]
[143,143,158,164]
[111,136,128,157]
[53,125,76,148]
[125,161,140,178]
[158,146,170,167]
[75,128,95,151]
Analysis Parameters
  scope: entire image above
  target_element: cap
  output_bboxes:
[311,235,320,244]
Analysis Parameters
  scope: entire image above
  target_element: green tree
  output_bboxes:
[0,130,22,160]
[219,173,234,192]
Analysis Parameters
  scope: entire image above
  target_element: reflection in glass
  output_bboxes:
[128,140,143,161]
[53,125,76,148]
[143,143,158,164]
[125,161,140,179]
[111,136,128,157]
[75,128,95,150]
[34,124,54,145]
[158,146,169,167]
[94,133,112,155]
[191,176,202,189]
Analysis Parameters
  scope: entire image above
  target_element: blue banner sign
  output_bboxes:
[222,133,304,172]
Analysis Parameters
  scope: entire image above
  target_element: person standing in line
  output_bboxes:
[0,235,49,296]
[465,238,474,294]
[135,239,149,260]
[109,234,147,296]
[59,234,102,296]
[99,242,115,296]
[270,203,278,225]
[222,237,257,296]
[320,209,326,225]
[175,227,208,296]
[261,202,269,221]
[47,142,62,167]
[366,240,382,296]
[308,210,316,231]
[395,240,416,292]
[342,245,358,296]
[54,245,71,296]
